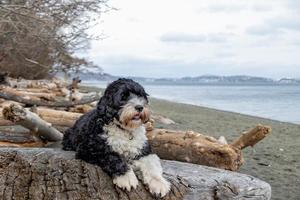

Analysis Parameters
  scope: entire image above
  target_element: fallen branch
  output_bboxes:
[231,125,271,149]
[2,104,63,141]
[0,90,100,107]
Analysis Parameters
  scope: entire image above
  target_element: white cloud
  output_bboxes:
[82,0,300,78]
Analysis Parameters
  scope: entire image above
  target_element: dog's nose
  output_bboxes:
[135,105,144,112]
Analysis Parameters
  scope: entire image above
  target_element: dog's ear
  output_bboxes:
[96,95,118,125]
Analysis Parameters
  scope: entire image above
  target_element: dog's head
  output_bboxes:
[97,78,150,130]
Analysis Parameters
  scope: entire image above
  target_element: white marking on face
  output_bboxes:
[128,95,147,107]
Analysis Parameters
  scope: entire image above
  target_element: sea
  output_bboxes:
[84,81,300,125]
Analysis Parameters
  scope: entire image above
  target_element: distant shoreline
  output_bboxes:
[81,83,300,125]
[150,97,300,126]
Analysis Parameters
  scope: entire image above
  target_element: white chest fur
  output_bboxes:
[104,124,147,160]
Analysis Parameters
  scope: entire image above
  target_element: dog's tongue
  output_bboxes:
[132,113,141,120]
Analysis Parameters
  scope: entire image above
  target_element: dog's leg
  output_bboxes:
[75,134,138,191]
[133,154,170,197]
[112,167,138,191]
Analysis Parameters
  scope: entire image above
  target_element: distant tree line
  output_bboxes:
[0,0,108,79]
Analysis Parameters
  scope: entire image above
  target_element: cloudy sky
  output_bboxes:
[83,0,300,79]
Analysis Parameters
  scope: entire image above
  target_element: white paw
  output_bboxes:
[148,176,171,197]
[113,169,139,191]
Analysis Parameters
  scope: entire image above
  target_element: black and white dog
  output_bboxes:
[62,78,170,197]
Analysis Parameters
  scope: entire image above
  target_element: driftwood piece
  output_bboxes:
[31,107,83,127]
[2,104,63,141]
[147,129,243,171]
[1,104,271,170]
[0,148,271,200]
[231,125,271,149]
[1,87,56,101]
[0,108,14,126]
[0,90,100,107]
[68,104,94,113]
[151,114,176,125]
[147,126,271,171]
[7,77,65,89]
[0,126,45,147]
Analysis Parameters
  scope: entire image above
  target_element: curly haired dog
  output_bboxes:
[62,78,170,197]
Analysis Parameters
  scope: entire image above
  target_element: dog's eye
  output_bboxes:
[121,92,129,101]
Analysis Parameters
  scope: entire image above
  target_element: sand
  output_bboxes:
[149,98,300,200]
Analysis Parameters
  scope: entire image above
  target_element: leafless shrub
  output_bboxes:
[0,0,109,79]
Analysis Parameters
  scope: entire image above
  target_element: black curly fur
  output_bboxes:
[62,78,151,177]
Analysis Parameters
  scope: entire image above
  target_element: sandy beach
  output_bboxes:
[150,98,300,200]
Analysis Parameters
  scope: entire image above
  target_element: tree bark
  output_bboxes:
[0,148,271,200]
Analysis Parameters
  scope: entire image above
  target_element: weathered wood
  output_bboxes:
[1,87,56,101]
[0,148,271,200]
[151,114,176,125]
[6,77,65,89]
[0,90,100,107]
[2,104,63,141]
[231,125,271,149]
[68,104,94,113]
[1,104,271,170]
[147,129,243,171]
[31,107,83,127]
[0,108,14,126]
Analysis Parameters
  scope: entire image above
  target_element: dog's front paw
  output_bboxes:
[148,176,170,197]
[113,169,139,191]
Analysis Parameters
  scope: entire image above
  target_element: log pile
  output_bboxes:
[0,76,271,171]
[0,76,273,199]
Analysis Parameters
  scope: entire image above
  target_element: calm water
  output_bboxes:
[84,81,300,124]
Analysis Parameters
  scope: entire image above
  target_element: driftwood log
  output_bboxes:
[0,90,100,107]
[6,77,65,89]
[1,87,57,101]
[2,104,63,141]
[0,148,271,200]
[147,126,270,171]
[1,104,271,171]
